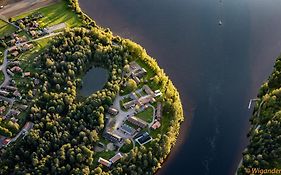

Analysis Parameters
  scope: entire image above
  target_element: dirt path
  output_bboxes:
[0,0,59,18]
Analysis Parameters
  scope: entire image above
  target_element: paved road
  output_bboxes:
[0,32,62,88]
[0,49,10,88]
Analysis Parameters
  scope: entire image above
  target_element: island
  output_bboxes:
[238,55,281,174]
[0,0,184,174]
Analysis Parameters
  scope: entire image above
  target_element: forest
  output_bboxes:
[238,55,281,174]
[0,0,184,174]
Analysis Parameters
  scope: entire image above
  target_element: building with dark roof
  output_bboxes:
[136,132,152,145]
[103,131,122,143]
[127,116,147,128]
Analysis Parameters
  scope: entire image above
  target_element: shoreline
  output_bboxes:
[75,0,186,173]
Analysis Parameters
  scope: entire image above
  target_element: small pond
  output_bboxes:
[79,67,108,96]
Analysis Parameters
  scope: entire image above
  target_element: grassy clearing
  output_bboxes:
[120,142,133,153]
[0,20,17,37]
[150,112,171,138]
[135,107,154,123]
[12,1,83,28]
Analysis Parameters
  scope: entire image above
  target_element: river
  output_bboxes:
[79,0,281,174]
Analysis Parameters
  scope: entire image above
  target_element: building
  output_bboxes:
[24,72,31,77]
[123,100,136,109]
[120,124,136,135]
[109,153,123,164]
[151,121,161,130]
[11,66,22,72]
[137,95,156,106]
[11,51,19,57]
[7,69,14,76]
[0,106,5,114]
[143,85,154,96]
[108,107,119,116]
[103,131,122,143]
[156,102,162,120]
[127,116,147,128]
[154,90,162,97]
[98,157,112,167]
[0,90,9,96]
[136,132,152,145]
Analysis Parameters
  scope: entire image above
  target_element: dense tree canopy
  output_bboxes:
[238,55,281,174]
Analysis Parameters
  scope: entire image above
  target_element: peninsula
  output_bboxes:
[0,0,184,174]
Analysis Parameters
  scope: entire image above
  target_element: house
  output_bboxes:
[123,100,136,109]
[11,66,22,72]
[21,44,33,51]
[127,116,147,128]
[108,107,119,116]
[109,153,123,164]
[11,51,19,57]
[29,30,37,37]
[137,95,155,106]
[24,72,31,77]
[0,106,5,114]
[2,138,11,146]
[103,131,122,143]
[98,157,112,167]
[143,85,154,96]
[13,90,21,97]
[151,121,161,130]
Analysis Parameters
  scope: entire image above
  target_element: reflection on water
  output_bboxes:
[79,0,281,174]
[79,67,108,96]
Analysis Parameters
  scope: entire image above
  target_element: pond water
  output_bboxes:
[79,67,108,96]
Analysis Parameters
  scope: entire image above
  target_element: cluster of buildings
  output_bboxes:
[8,42,34,57]
[98,153,123,167]
[123,85,161,110]
[98,61,165,165]
[14,13,45,39]
[6,62,31,78]
[127,61,147,84]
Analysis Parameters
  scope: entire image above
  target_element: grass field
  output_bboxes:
[0,20,17,37]
[12,1,83,28]
[135,107,154,123]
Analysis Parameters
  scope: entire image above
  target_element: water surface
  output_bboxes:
[79,0,281,174]
[80,67,108,96]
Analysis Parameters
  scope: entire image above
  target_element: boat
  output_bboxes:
[218,20,222,25]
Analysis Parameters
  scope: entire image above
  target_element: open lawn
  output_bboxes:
[12,1,83,28]
[120,142,133,153]
[0,20,17,37]
[135,107,154,123]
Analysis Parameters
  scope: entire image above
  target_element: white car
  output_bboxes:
[0,6,4,9]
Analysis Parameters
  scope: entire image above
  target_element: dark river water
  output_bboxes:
[80,67,108,96]
[79,0,281,174]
